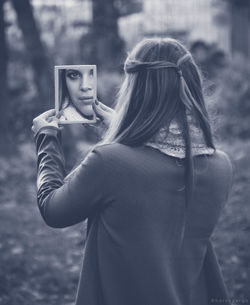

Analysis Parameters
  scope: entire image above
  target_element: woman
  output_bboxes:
[32,38,233,305]
[58,66,96,122]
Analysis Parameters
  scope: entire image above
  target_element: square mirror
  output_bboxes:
[54,65,97,124]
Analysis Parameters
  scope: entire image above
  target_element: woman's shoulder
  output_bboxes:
[93,142,133,158]
[92,143,157,166]
[92,145,233,174]
[89,143,140,173]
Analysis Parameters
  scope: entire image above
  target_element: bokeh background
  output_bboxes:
[0,0,250,304]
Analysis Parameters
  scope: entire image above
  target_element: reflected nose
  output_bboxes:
[80,74,92,92]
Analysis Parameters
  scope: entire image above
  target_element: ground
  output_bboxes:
[0,139,249,305]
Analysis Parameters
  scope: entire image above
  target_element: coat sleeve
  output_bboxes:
[35,128,108,228]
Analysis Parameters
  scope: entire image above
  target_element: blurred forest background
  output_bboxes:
[0,0,250,304]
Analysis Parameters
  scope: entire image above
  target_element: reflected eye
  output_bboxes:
[88,69,94,77]
[66,70,81,80]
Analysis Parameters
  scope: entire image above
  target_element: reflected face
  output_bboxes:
[65,67,95,116]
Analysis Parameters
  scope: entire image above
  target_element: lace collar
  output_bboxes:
[145,113,215,159]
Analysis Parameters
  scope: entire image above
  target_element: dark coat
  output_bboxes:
[35,128,233,305]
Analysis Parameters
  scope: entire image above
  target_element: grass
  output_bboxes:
[0,184,86,305]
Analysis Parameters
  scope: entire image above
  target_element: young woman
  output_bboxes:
[58,66,95,122]
[32,38,233,305]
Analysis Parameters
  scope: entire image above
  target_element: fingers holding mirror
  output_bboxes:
[92,100,115,128]
[32,109,61,136]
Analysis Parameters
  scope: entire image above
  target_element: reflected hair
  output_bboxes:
[60,69,70,109]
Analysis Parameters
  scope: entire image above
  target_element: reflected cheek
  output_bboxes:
[88,77,94,87]
[66,80,79,100]
[83,75,94,91]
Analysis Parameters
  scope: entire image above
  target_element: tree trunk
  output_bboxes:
[231,0,250,57]
[80,0,125,71]
[11,0,53,110]
[0,0,12,154]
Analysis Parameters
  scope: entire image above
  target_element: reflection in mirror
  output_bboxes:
[55,65,97,124]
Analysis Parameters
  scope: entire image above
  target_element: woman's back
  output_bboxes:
[76,143,232,305]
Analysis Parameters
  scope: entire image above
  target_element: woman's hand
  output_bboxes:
[82,100,115,140]
[92,100,115,128]
[32,109,61,136]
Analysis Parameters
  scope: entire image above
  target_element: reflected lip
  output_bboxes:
[78,96,94,104]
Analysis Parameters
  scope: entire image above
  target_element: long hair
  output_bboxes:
[59,69,70,109]
[99,37,215,244]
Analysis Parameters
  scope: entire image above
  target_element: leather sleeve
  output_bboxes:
[35,128,107,228]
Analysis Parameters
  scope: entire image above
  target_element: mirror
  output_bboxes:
[54,65,97,124]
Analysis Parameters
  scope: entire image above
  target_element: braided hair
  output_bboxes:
[100,37,215,248]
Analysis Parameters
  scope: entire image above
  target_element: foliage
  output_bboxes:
[190,40,227,80]
[215,54,250,139]
[0,142,36,204]
[191,39,250,140]
[97,71,123,107]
